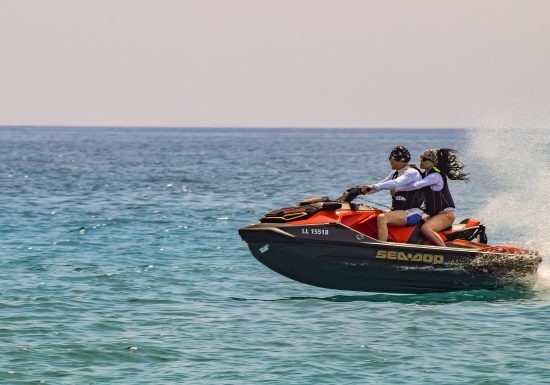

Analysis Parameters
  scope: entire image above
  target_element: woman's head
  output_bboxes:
[420,149,438,168]
[421,148,469,181]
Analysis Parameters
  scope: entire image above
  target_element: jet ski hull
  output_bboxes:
[239,222,541,294]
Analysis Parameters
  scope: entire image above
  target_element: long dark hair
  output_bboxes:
[437,148,469,181]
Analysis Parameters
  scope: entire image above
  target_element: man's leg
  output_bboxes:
[377,210,407,242]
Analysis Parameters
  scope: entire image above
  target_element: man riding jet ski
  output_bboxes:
[340,145,426,243]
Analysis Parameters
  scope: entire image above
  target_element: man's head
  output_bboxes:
[388,145,410,170]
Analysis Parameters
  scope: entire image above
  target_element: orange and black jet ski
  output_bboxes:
[238,197,541,294]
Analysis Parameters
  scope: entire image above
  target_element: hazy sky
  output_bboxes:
[1,0,549,128]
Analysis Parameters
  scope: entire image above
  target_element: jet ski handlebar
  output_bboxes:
[338,185,372,203]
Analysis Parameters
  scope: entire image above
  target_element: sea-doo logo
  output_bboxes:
[376,250,444,264]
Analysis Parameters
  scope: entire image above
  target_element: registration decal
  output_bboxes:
[301,228,329,236]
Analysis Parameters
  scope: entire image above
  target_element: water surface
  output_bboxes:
[1,127,549,384]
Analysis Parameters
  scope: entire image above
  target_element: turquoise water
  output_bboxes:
[1,127,549,384]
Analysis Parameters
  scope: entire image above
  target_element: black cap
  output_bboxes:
[389,146,411,162]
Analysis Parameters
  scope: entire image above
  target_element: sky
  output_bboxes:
[1,0,550,128]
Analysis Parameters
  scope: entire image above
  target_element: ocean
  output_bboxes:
[1,127,549,384]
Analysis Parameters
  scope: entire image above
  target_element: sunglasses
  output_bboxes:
[420,157,432,162]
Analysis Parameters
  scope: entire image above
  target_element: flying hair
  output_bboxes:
[437,148,469,181]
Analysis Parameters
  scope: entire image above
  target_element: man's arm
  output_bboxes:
[373,169,420,191]
[360,171,395,194]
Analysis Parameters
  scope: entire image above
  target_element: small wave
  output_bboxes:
[231,289,533,305]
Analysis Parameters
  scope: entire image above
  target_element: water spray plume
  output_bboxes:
[466,128,550,291]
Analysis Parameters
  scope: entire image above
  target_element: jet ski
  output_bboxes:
[238,196,542,294]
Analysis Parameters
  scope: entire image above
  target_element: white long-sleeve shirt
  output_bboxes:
[369,166,424,215]
[399,171,444,192]
[372,166,422,192]
[399,171,455,212]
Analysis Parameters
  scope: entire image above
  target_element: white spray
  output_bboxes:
[465,128,550,291]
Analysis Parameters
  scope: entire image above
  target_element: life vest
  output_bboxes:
[423,167,455,216]
[391,165,425,211]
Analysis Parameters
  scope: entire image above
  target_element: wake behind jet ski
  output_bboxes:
[238,196,541,294]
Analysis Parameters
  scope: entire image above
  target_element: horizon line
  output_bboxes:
[0,125,470,130]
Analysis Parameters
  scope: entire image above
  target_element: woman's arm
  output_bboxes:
[398,172,443,191]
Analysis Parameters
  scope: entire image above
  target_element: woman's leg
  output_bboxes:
[377,210,407,242]
[421,211,456,247]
